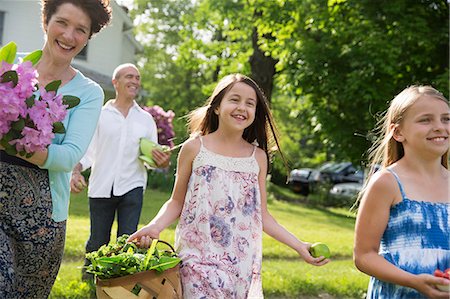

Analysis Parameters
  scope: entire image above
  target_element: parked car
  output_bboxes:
[318,162,364,184]
[288,168,314,195]
[327,182,362,207]
[289,161,364,197]
[326,164,381,207]
[288,162,343,196]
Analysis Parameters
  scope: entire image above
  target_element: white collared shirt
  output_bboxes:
[80,100,158,198]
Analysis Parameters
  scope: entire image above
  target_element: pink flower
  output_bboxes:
[27,99,52,131]
[13,60,39,99]
[0,83,27,136]
[40,87,67,122]
[11,126,54,153]
[0,42,79,156]
[143,105,175,147]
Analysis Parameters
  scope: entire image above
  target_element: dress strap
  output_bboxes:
[386,168,407,199]
[251,145,257,157]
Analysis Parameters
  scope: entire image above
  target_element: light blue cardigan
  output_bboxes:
[40,70,103,221]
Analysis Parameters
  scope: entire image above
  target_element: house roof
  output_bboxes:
[73,63,114,92]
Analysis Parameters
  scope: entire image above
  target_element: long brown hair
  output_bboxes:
[353,85,449,210]
[187,73,286,169]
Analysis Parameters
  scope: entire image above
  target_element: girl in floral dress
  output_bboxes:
[353,86,450,299]
[129,74,329,298]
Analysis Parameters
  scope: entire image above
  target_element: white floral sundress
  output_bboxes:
[175,137,263,299]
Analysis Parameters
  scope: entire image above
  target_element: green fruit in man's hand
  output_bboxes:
[309,242,331,258]
[139,138,170,167]
[140,138,170,157]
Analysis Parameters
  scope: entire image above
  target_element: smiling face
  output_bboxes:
[394,96,450,159]
[43,3,91,63]
[215,82,257,132]
[112,65,141,100]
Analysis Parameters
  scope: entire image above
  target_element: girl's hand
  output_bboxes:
[413,274,450,299]
[297,242,330,266]
[127,223,161,248]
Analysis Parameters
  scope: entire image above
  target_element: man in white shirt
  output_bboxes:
[70,63,170,280]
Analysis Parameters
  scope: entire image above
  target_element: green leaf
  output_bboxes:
[62,95,81,109]
[4,144,17,156]
[45,80,61,92]
[0,138,10,148]
[11,119,25,131]
[53,122,66,134]
[147,256,181,272]
[1,70,18,86]
[3,129,21,142]
[25,96,35,108]
[142,239,159,269]
[0,41,17,64]
[22,50,43,66]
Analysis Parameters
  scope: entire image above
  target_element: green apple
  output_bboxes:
[140,138,158,156]
[140,138,170,155]
[139,155,157,168]
[139,138,170,167]
[309,242,331,258]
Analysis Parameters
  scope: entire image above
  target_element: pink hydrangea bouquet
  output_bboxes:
[143,105,175,147]
[0,42,79,157]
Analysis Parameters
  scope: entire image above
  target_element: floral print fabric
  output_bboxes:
[175,139,263,299]
[0,162,66,299]
[367,169,450,298]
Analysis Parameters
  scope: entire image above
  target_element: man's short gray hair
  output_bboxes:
[112,63,139,79]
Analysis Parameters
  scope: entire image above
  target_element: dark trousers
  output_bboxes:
[85,186,144,254]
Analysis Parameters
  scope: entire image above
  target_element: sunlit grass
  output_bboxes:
[50,186,369,298]
[262,259,367,299]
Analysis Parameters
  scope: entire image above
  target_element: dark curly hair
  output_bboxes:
[41,0,112,38]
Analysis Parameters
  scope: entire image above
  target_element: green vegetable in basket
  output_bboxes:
[85,234,181,279]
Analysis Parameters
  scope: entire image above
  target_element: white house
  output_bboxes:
[0,0,142,97]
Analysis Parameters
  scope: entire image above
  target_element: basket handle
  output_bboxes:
[130,239,176,253]
[155,239,176,253]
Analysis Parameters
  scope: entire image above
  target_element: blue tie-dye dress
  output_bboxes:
[367,169,450,298]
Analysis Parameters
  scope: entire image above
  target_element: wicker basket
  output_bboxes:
[95,240,182,299]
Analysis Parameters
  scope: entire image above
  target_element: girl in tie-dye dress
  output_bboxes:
[129,74,329,298]
[354,85,450,299]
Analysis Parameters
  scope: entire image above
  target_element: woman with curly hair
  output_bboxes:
[0,1,112,297]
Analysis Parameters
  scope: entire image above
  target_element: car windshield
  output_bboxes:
[297,170,310,176]
[326,162,351,173]
[318,162,335,172]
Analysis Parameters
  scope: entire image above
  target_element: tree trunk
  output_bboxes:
[249,27,278,103]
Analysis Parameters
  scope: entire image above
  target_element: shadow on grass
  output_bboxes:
[268,183,356,227]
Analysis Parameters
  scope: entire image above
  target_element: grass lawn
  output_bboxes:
[49,185,369,298]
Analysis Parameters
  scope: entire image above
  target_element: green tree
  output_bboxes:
[130,0,449,178]
[273,0,449,164]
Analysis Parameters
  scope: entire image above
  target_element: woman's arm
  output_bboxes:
[41,86,103,172]
[12,84,103,171]
[256,149,328,266]
[127,138,200,246]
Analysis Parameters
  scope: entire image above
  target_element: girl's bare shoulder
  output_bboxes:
[254,146,266,159]
[178,137,201,159]
[364,169,400,205]
[254,147,268,170]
